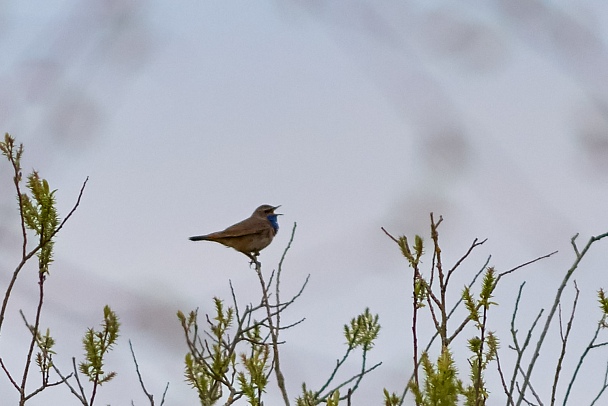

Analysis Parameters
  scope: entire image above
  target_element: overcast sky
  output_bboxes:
[1,1,608,404]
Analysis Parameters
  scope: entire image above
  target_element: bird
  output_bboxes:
[189,204,282,264]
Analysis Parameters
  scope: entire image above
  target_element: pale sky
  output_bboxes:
[1,1,608,404]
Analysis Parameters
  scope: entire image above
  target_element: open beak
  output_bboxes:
[273,205,283,215]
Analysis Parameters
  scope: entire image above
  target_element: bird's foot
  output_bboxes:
[247,253,261,269]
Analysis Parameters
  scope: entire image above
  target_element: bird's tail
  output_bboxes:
[189,235,210,241]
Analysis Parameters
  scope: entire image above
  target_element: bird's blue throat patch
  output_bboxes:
[267,214,280,232]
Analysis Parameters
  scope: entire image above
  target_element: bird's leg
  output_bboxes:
[246,252,261,268]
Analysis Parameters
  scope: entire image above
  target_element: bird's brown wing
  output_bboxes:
[204,217,269,239]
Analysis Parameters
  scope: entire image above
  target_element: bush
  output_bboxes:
[2,133,608,405]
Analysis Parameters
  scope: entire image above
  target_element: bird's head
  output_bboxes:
[254,204,282,232]
[254,204,281,217]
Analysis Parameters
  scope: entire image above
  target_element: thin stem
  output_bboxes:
[508,283,544,403]
[516,232,608,406]
[550,282,579,406]
[322,361,382,402]
[474,303,488,406]
[274,223,296,371]
[564,317,606,404]
[19,270,47,405]
[255,263,290,406]
[412,273,420,389]
[316,346,354,396]
[495,350,514,406]
[590,362,608,406]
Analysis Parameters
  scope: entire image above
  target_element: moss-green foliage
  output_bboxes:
[409,348,462,406]
[0,133,59,274]
[179,303,230,406]
[598,289,608,324]
[79,305,120,385]
[295,384,317,406]
[22,172,59,274]
[386,218,503,406]
[179,297,274,406]
[2,134,122,406]
[461,268,499,405]
[344,308,380,351]
[5,133,608,405]
[382,388,401,406]
[295,309,382,406]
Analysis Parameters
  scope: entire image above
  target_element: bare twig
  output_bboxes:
[324,360,382,401]
[515,379,543,406]
[590,362,608,406]
[495,350,514,406]
[497,250,558,282]
[51,362,84,405]
[564,313,608,403]
[317,345,356,396]
[516,232,608,406]
[17,281,75,405]
[507,282,544,402]
[445,237,487,287]
[129,340,168,406]
[72,357,89,405]
[255,263,290,406]
[550,282,579,406]
[19,271,47,405]
[380,227,399,244]
[0,357,20,390]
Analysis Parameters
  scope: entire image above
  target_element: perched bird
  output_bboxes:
[189,204,282,264]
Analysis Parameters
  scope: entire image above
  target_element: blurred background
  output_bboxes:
[1,1,608,404]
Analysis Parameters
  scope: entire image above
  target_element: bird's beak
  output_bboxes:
[273,205,282,215]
